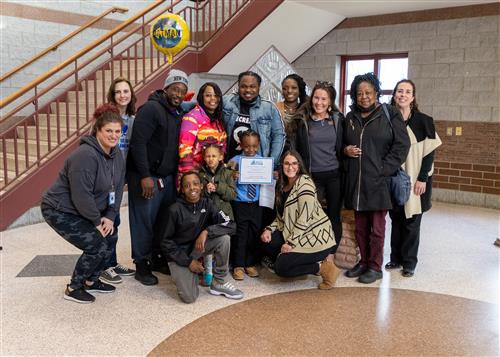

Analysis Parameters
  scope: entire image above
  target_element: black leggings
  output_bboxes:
[260,230,330,277]
[311,170,343,252]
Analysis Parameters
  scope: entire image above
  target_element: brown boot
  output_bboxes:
[318,260,341,290]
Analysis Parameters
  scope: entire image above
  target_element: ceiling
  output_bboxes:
[291,0,491,18]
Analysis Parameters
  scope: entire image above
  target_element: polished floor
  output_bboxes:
[1,202,499,356]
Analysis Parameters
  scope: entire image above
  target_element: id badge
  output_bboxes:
[157,178,165,191]
[108,191,116,206]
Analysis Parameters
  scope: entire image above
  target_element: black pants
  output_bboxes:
[41,204,111,290]
[389,205,423,270]
[312,170,342,252]
[260,230,330,277]
[231,201,262,267]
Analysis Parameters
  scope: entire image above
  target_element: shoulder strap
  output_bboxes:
[381,103,393,129]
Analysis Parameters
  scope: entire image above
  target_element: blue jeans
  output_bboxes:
[127,171,176,262]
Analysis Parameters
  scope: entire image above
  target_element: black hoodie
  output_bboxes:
[161,196,236,267]
[42,135,125,226]
[128,89,185,178]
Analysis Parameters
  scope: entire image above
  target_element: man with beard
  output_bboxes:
[127,69,188,285]
[222,71,285,273]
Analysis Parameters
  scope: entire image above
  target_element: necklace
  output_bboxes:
[283,102,298,115]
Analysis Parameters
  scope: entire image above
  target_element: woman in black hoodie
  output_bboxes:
[41,104,125,304]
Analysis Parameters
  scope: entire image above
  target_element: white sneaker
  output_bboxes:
[209,281,243,300]
[100,267,122,284]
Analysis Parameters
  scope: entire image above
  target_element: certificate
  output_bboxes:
[239,157,274,184]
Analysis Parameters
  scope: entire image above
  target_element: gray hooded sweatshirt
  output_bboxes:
[42,135,125,226]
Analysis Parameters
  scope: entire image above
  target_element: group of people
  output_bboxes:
[42,67,441,304]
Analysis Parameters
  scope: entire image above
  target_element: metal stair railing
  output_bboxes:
[0,0,251,191]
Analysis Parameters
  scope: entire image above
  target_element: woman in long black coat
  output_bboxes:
[342,73,410,284]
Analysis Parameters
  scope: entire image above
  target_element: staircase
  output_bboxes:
[0,0,284,230]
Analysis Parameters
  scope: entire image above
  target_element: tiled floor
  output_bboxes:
[1,202,498,356]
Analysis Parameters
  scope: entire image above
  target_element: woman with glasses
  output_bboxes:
[342,73,410,284]
[178,82,227,175]
[293,81,345,259]
[260,150,340,289]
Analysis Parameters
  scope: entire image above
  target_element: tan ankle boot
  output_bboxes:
[318,260,341,290]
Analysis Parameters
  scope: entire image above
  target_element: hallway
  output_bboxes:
[1,202,498,356]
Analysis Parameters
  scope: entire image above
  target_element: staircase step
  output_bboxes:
[50,102,97,116]
[96,69,151,82]
[1,139,50,156]
[113,58,160,71]
[34,113,80,128]
[95,69,143,83]
[81,79,113,93]
[0,152,38,171]
[67,90,107,104]
[17,126,72,141]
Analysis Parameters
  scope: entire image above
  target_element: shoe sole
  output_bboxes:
[85,289,116,294]
[358,275,383,284]
[115,272,135,276]
[209,289,243,300]
[63,294,95,304]
[99,277,122,284]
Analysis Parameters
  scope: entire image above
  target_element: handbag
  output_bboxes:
[381,104,411,206]
[390,167,411,206]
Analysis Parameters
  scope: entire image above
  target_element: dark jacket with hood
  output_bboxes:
[161,196,236,267]
[291,103,345,173]
[42,135,125,226]
[128,89,185,178]
[343,104,410,211]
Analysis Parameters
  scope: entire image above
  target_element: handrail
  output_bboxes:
[0,6,129,83]
[0,0,254,192]
[0,0,173,109]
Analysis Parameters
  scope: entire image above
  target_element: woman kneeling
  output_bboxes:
[260,150,340,289]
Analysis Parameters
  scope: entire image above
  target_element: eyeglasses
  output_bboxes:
[283,161,299,167]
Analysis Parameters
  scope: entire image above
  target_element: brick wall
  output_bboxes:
[293,5,500,209]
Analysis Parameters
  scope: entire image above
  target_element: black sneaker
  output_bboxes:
[345,263,367,278]
[64,285,95,304]
[358,268,383,284]
[135,260,159,285]
[84,280,116,294]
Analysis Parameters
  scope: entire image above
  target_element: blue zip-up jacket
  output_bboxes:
[222,94,284,169]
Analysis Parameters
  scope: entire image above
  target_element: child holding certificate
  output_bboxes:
[228,130,263,281]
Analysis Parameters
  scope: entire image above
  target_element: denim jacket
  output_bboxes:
[222,94,285,169]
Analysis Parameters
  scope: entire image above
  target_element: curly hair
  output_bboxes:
[90,103,122,135]
[282,73,308,105]
[238,71,262,86]
[390,79,420,113]
[349,72,381,107]
[106,77,136,116]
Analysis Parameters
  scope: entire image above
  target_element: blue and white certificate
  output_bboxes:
[239,157,274,184]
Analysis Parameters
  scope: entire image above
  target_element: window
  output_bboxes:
[339,53,408,113]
